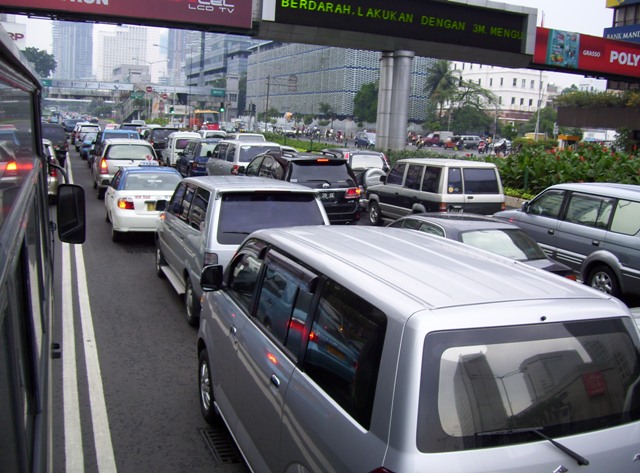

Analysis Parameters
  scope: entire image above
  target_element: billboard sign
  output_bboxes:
[604,25,640,44]
[1,21,26,50]
[266,0,530,54]
[533,27,640,80]
[0,0,253,31]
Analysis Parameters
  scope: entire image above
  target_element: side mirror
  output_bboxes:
[236,165,246,174]
[201,265,224,292]
[380,175,387,184]
[155,199,167,212]
[521,201,530,212]
[56,184,86,244]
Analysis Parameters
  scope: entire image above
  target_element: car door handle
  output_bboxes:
[270,374,280,389]
[547,229,555,235]
[592,240,601,246]
[228,325,237,337]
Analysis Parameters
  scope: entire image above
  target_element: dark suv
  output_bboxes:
[243,149,361,224]
[41,123,69,166]
[176,138,222,177]
[146,127,178,156]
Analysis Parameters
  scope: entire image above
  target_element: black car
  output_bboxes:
[41,122,68,166]
[322,148,389,194]
[146,127,179,156]
[62,118,83,134]
[388,213,576,279]
[242,149,361,224]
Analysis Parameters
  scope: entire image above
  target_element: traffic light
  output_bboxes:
[219,101,225,112]
[250,103,256,113]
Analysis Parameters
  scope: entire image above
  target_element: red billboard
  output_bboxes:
[0,0,253,31]
[533,27,640,80]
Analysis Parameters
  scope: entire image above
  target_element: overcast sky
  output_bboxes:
[17,0,614,87]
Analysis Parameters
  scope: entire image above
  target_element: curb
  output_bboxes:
[505,196,526,209]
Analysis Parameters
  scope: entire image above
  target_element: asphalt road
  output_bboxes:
[52,147,250,473]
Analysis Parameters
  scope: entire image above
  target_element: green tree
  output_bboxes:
[451,105,492,135]
[353,82,378,123]
[424,60,458,123]
[318,102,335,118]
[521,106,557,137]
[23,47,57,78]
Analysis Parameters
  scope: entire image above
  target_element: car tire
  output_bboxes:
[368,201,382,226]
[92,178,97,189]
[111,226,123,242]
[105,211,110,223]
[587,265,620,297]
[185,277,200,327]
[155,245,166,279]
[96,186,105,200]
[198,349,219,425]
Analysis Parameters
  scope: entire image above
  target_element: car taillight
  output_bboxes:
[99,158,109,174]
[203,252,218,266]
[49,167,57,177]
[6,160,17,176]
[565,273,578,281]
[231,164,240,174]
[117,198,134,210]
[344,187,361,199]
[316,158,330,163]
[438,202,447,212]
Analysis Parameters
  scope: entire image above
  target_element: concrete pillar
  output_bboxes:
[388,50,414,151]
[376,51,394,150]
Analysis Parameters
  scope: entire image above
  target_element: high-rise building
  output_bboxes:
[52,21,93,80]
[96,25,147,81]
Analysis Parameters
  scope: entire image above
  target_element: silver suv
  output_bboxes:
[495,182,640,300]
[197,225,640,473]
[205,139,280,176]
[155,176,329,326]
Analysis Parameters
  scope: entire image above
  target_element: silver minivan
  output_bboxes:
[197,225,640,473]
[155,176,329,326]
[495,182,640,300]
[205,139,280,176]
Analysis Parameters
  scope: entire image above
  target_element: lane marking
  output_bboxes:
[62,243,84,472]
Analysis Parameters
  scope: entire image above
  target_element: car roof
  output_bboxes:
[322,147,385,157]
[248,226,619,313]
[120,166,181,176]
[182,175,321,193]
[396,158,497,168]
[393,213,518,232]
[104,138,152,145]
[544,182,640,199]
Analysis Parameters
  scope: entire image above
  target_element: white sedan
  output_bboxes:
[104,164,182,242]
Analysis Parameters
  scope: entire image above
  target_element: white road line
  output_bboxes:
[74,243,117,473]
[62,243,84,472]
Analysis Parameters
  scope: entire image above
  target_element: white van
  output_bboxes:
[162,131,200,167]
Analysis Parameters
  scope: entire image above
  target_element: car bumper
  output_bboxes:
[111,210,162,232]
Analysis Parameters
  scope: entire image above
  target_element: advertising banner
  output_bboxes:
[533,27,640,80]
[605,25,640,44]
[0,0,253,30]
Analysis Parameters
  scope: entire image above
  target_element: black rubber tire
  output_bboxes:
[198,350,219,425]
[368,201,383,226]
[111,225,123,243]
[155,245,166,278]
[587,265,621,298]
[185,277,200,327]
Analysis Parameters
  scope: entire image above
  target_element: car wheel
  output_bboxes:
[96,186,105,200]
[105,210,110,223]
[111,225,123,243]
[185,277,200,327]
[198,350,219,425]
[587,265,620,297]
[155,246,166,278]
[368,201,382,226]
[92,178,97,189]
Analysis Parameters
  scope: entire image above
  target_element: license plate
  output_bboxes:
[319,192,336,203]
[449,207,463,213]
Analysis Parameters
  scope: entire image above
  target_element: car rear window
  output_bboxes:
[42,125,66,142]
[460,229,547,261]
[350,154,385,169]
[238,145,280,163]
[123,172,181,191]
[417,318,640,453]
[217,192,325,244]
[289,161,356,186]
[151,129,177,140]
[106,145,155,160]
[463,168,500,194]
[176,139,192,149]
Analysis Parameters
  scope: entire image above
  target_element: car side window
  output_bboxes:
[421,166,442,193]
[303,279,387,430]
[529,190,565,218]
[227,251,264,314]
[178,185,196,223]
[610,199,640,235]
[212,143,225,160]
[255,252,317,358]
[418,222,445,237]
[404,164,423,190]
[386,162,406,185]
[189,189,210,231]
[168,183,187,216]
[565,193,614,228]
[447,168,462,194]
[226,144,237,162]
[111,170,122,188]
[245,156,263,176]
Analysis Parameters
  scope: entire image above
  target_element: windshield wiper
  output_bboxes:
[476,427,589,466]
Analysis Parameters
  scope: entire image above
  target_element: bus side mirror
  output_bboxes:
[56,184,86,244]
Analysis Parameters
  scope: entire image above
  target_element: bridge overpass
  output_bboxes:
[42,79,223,122]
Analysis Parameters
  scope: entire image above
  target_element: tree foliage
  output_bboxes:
[23,47,57,78]
[353,82,378,123]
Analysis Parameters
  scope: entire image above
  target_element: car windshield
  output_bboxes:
[198,143,217,157]
[460,229,547,261]
[217,192,325,244]
[123,172,181,191]
[350,154,385,169]
[418,318,640,453]
[106,145,155,160]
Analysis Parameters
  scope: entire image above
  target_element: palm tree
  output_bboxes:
[424,60,458,123]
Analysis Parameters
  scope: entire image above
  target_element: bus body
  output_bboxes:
[0,25,85,473]
[189,109,221,130]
